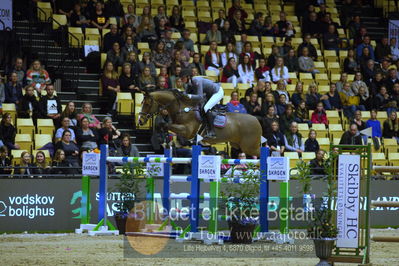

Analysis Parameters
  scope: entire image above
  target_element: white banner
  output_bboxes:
[198,155,221,181]
[146,154,164,177]
[82,153,100,176]
[267,157,290,181]
[389,20,399,47]
[336,155,360,248]
[0,0,12,30]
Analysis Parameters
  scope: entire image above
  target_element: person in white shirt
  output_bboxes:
[221,42,238,67]
[238,54,254,85]
[205,41,222,76]
[271,56,290,84]
[390,37,399,61]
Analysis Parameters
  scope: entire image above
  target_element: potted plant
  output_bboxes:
[296,160,314,212]
[114,162,145,234]
[221,164,261,244]
[307,151,338,265]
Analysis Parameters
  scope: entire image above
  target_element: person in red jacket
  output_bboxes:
[311,102,328,125]
[228,0,248,20]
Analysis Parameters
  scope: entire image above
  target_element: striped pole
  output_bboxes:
[163,148,172,213]
[107,157,192,164]
[80,175,91,224]
[190,145,201,233]
[259,146,269,232]
[279,181,290,235]
[98,144,108,223]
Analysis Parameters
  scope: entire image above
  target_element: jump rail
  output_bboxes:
[370,235,399,242]
[371,200,399,208]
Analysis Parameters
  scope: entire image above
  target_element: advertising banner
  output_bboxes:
[0,0,12,30]
[389,20,399,47]
[267,157,290,181]
[336,155,361,248]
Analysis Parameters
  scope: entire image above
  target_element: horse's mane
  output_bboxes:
[149,88,197,106]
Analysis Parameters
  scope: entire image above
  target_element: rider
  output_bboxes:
[180,70,224,138]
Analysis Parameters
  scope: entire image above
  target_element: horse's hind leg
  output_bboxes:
[239,139,260,157]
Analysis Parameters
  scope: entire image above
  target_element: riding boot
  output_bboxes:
[205,111,216,139]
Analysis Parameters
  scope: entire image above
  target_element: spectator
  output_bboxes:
[188,53,206,76]
[6,57,25,86]
[55,0,74,17]
[249,12,264,38]
[298,47,319,75]
[275,11,290,37]
[106,42,126,68]
[55,117,76,142]
[122,35,139,55]
[116,133,139,157]
[226,91,246,113]
[279,104,295,133]
[354,26,368,46]
[179,29,195,54]
[101,61,120,114]
[255,58,271,82]
[220,22,235,47]
[91,2,109,30]
[323,24,340,52]
[124,5,139,27]
[363,60,377,87]
[359,86,372,110]
[393,83,399,107]
[119,63,139,93]
[136,16,157,44]
[284,48,299,72]
[351,72,369,96]
[173,41,191,68]
[39,84,62,127]
[78,103,101,129]
[76,117,98,150]
[263,93,278,115]
[311,102,328,125]
[267,121,285,156]
[32,151,50,177]
[169,5,185,32]
[70,3,91,28]
[306,83,326,110]
[240,42,259,69]
[340,82,359,119]
[375,37,391,62]
[26,60,50,94]
[139,52,157,77]
[356,35,375,60]
[305,129,320,152]
[125,51,140,79]
[344,48,359,74]
[309,150,326,176]
[228,0,248,20]
[384,69,399,94]
[205,41,222,76]
[204,23,222,45]
[280,38,294,56]
[291,82,305,108]
[0,146,12,176]
[295,100,311,125]
[244,92,262,119]
[390,37,399,61]
[214,9,226,29]
[369,72,385,96]
[104,0,124,26]
[383,111,399,141]
[262,16,275,36]
[340,123,363,145]
[238,55,255,85]
[137,5,154,27]
[51,149,70,175]
[221,57,240,87]
[221,42,238,68]
[297,34,317,60]
[55,130,80,169]
[98,117,121,154]
[276,80,290,103]
[366,109,382,138]
[5,72,23,104]
[245,81,266,102]
[302,12,321,38]
[336,73,348,93]
[358,47,373,73]
[230,10,246,35]
[267,45,281,69]
[235,33,248,54]
[375,86,396,113]
[151,109,170,153]
[153,5,168,28]
[324,83,342,110]
[284,122,304,154]
[156,75,168,90]
[348,15,362,39]
[0,113,19,150]
[262,105,279,134]
[139,66,156,91]
[317,4,327,20]
[18,85,39,122]
[152,41,171,69]
[14,151,34,178]
[271,57,290,84]
[61,101,78,128]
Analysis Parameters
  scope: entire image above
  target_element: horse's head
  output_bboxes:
[138,92,159,126]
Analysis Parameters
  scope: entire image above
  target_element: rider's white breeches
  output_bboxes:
[204,87,224,112]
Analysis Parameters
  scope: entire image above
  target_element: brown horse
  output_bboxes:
[138,90,262,156]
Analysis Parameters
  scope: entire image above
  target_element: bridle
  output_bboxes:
[138,93,177,121]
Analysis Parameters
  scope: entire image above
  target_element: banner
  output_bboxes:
[267,157,290,181]
[82,153,100,176]
[0,0,12,30]
[198,155,221,181]
[336,155,361,248]
[389,20,399,47]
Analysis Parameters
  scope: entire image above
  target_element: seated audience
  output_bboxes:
[55,130,80,169]
[55,117,76,142]
[383,111,399,142]
[266,121,286,156]
[5,72,23,104]
[18,85,39,122]
[340,123,363,145]
[39,84,62,128]
[295,100,311,125]
[311,102,328,125]
[26,60,50,94]
[14,151,35,178]
[116,134,140,157]
[51,149,70,175]
[78,103,101,129]
[284,122,304,154]
[309,150,326,176]
[0,113,19,150]
[0,146,12,176]
[271,57,290,84]
[76,117,98,150]
[305,129,320,152]
[226,91,247,113]
[98,117,121,155]
[32,151,50,177]
[366,110,382,138]
[238,55,255,85]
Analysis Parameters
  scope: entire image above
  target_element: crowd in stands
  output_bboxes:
[2,0,399,178]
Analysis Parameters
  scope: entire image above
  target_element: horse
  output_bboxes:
[138,90,263,156]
